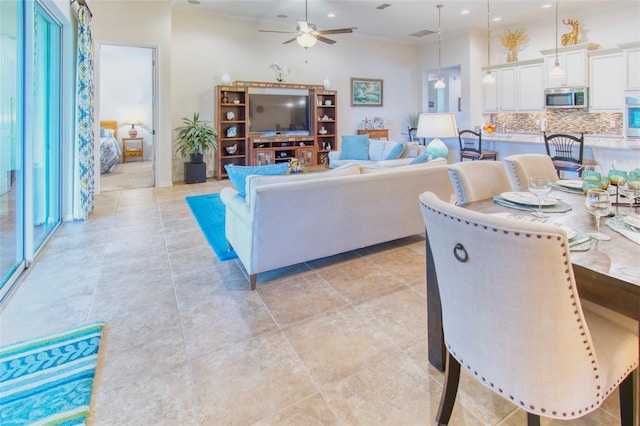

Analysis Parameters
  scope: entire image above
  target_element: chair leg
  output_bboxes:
[527,412,541,426]
[250,274,257,291]
[619,369,637,426]
[435,352,461,426]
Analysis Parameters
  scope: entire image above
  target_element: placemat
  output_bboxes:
[493,195,573,213]
[605,215,640,245]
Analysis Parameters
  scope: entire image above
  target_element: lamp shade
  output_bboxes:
[416,113,458,160]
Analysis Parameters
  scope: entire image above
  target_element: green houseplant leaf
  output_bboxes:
[174,112,218,158]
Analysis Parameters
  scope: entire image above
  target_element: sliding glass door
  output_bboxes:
[33,3,61,248]
[0,1,24,298]
[0,1,62,301]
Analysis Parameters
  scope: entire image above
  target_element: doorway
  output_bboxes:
[97,44,155,192]
[424,65,462,124]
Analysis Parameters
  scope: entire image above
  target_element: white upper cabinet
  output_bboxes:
[517,61,544,111]
[482,59,543,113]
[541,43,599,88]
[589,49,624,111]
[482,67,516,112]
[619,42,640,90]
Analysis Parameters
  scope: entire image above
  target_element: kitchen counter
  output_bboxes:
[441,132,640,175]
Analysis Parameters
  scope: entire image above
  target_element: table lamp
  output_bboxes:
[416,113,458,160]
[123,118,143,137]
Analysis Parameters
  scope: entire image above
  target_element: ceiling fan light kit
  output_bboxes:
[259,0,353,48]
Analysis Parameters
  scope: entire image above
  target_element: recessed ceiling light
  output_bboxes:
[542,3,553,8]
[327,12,336,18]
[460,9,470,15]
[492,17,502,22]
[187,0,200,4]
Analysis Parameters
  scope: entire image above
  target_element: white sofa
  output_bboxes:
[329,140,427,168]
[220,160,452,290]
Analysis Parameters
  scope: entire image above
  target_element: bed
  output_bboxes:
[99,120,122,173]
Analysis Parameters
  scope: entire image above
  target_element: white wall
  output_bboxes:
[90,1,172,187]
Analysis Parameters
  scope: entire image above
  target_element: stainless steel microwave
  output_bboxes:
[544,87,588,109]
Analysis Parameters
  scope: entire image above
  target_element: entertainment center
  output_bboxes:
[215,81,338,179]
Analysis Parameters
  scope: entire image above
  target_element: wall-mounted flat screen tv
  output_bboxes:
[248,87,310,136]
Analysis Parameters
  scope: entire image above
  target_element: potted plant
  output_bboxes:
[174,112,218,164]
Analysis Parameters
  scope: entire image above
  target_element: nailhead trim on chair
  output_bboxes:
[427,203,610,418]
[504,159,524,191]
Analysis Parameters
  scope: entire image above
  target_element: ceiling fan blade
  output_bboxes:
[283,37,298,44]
[315,35,336,45]
[317,28,353,35]
[259,29,296,34]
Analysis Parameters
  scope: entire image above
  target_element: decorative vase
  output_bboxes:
[222,92,229,104]
[226,126,237,138]
[226,111,235,120]
[220,71,231,85]
[323,76,331,89]
[425,138,448,159]
[319,127,327,135]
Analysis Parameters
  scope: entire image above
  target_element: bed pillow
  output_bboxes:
[225,163,288,197]
[100,127,106,137]
[340,134,369,160]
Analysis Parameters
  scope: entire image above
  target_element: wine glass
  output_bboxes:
[618,171,640,216]
[528,176,552,218]
[584,189,612,241]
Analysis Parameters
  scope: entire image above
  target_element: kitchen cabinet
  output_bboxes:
[481,67,516,112]
[619,41,640,90]
[517,61,544,111]
[541,43,599,88]
[482,59,542,113]
[588,49,624,111]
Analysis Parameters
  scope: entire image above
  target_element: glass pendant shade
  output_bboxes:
[482,71,496,84]
[434,78,446,89]
[297,33,317,48]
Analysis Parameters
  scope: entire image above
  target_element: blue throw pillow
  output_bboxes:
[340,134,369,160]
[225,163,288,197]
[100,127,106,137]
[409,154,433,165]
[384,143,405,160]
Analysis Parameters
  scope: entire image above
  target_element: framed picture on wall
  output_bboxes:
[351,78,383,107]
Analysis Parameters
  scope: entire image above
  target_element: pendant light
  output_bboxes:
[549,0,565,77]
[434,4,446,89]
[482,0,496,84]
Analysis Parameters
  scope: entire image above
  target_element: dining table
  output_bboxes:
[424,187,640,424]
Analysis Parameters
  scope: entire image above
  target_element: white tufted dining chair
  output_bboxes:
[504,154,559,191]
[447,161,513,205]
[419,191,638,426]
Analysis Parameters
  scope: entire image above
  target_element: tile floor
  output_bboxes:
[0,180,624,425]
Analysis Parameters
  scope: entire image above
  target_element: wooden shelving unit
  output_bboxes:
[216,86,247,179]
[215,82,338,179]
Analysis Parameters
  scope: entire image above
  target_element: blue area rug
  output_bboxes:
[186,193,238,261]
[0,321,105,425]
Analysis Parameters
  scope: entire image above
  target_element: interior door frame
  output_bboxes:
[94,41,158,192]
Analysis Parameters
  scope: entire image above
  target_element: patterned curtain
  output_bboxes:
[72,6,95,220]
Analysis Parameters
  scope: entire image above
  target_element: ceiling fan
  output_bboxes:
[259,0,355,48]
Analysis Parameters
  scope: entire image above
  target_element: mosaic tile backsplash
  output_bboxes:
[490,110,623,136]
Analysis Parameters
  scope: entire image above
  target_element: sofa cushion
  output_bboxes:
[340,134,369,160]
[245,163,361,208]
[402,142,420,158]
[368,140,387,161]
[409,153,433,165]
[376,158,415,167]
[225,163,288,197]
[383,142,405,160]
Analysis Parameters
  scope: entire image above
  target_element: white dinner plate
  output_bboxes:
[556,179,583,189]
[500,191,558,206]
[623,214,640,230]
